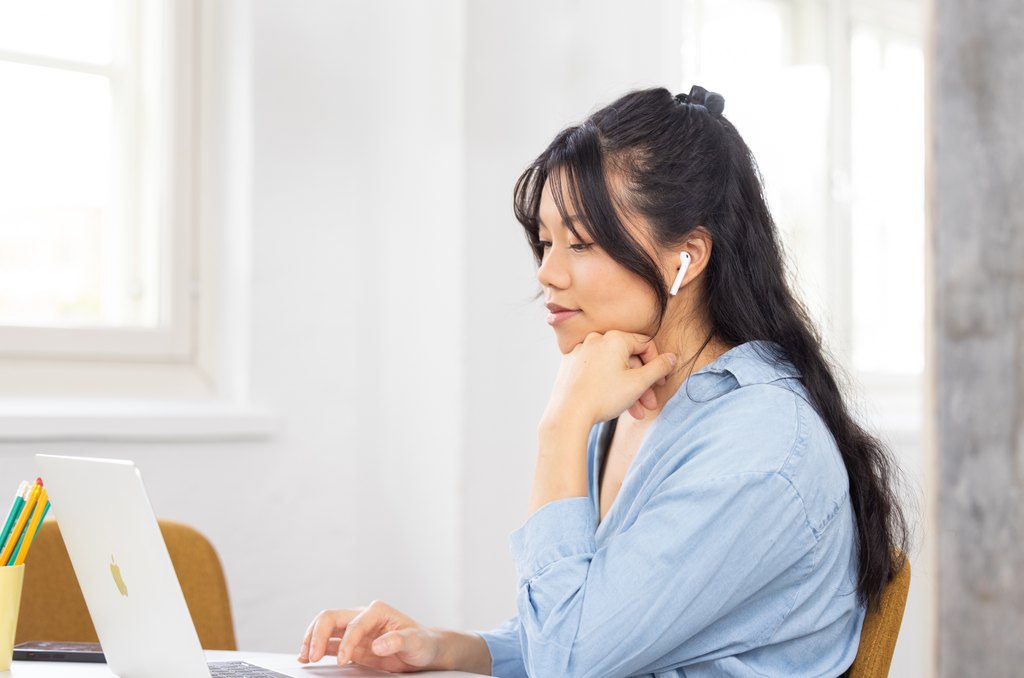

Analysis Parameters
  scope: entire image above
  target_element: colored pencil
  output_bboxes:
[0,480,29,558]
[0,478,41,566]
[29,501,50,542]
[11,489,48,566]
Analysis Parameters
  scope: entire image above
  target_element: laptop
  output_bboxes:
[35,454,291,678]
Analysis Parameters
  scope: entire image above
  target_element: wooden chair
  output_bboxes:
[15,519,237,650]
[847,557,911,678]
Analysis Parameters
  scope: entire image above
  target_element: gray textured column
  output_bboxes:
[934,1,1024,675]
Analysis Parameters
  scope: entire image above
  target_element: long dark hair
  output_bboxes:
[513,86,908,608]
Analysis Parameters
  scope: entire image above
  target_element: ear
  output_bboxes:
[661,227,712,292]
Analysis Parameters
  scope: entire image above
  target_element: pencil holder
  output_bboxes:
[0,564,25,671]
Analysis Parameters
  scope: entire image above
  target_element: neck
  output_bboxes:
[644,299,731,419]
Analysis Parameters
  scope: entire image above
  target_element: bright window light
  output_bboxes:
[682,0,924,378]
[850,28,925,374]
[0,0,165,330]
[0,0,115,64]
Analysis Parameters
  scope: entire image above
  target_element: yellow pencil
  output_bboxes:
[12,488,48,567]
[0,478,41,566]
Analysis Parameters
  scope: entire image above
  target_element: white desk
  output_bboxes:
[4,650,491,677]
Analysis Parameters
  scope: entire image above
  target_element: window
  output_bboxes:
[679,0,925,382]
[849,7,925,375]
[0,1,272,440]
[0,0,194,361]
[0,0,270,440]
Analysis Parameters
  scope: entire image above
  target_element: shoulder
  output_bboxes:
[655,375,807,476]
[653,342,823,466]
[648,342,849,531]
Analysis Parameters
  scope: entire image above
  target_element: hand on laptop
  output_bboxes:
[299,600,495,674]
[299,600,442,672]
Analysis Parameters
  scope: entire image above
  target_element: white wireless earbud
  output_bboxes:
[669,251,691,296]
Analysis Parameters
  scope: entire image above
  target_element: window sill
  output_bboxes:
[0,399,278,443]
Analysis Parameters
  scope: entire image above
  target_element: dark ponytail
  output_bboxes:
[514,87,908,608]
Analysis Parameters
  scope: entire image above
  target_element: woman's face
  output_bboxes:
[536,177,663,354]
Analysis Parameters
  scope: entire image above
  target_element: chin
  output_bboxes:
[553,330,583,355]
[552,321,657,355]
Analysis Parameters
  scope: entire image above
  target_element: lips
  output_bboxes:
[545,302,581,326]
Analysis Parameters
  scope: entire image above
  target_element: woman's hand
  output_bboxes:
[625,353,667,420]
[527,331,677,515]
[543,331,677,429]
[298,601,441,672]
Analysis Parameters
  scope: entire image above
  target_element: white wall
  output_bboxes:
[245,0,469,640]
[0,1,932,672]
[459,0,683,629]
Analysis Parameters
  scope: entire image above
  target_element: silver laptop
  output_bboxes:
[36,454,290,678]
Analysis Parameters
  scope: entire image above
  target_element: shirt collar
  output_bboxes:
[692,340,800,387]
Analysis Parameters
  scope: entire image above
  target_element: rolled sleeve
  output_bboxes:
[476,615,527,678]
[509,496,598,583]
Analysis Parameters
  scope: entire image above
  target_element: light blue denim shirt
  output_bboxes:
[478,341,864,677]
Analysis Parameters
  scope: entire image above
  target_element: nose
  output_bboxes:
[536,245,570,290]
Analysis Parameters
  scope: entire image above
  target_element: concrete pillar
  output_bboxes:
[933,1,1024,675]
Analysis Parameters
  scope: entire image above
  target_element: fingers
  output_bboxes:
[617,332,658,363]
[638,387,658,410]
[319,639,341,659]
[567,331,678,424]
[337,607,373,665]
[371,628,422,658]
[627,386,660,420]
[623,356,678,405]
[625,334,674,385]
[337,600,405,665]
[299,602,423,668]
[632,335,661,366]
[625,338,669,419]
[634,352,677,390]
[627,339,665,382]
[311,611,353,662]
[301,608,359,663]
[298,618,316,663]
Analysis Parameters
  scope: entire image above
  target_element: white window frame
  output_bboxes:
[0,1,273,440]
[829,0,925,435]
[0,0,194,361]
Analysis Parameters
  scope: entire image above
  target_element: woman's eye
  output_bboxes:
[569,243,593,252]
[536,240,552,250]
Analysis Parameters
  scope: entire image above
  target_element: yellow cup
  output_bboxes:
[0,564,25,671]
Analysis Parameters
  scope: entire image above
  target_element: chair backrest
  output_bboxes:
[15,518,237,650]
[848,557,911,678]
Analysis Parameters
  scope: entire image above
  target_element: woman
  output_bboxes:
[298,86,908,677]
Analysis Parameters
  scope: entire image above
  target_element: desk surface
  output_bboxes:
[5,649,491,677]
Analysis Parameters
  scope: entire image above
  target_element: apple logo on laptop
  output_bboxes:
[110,555,128,596]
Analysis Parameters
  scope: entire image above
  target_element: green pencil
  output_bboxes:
[0,481,29,561]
